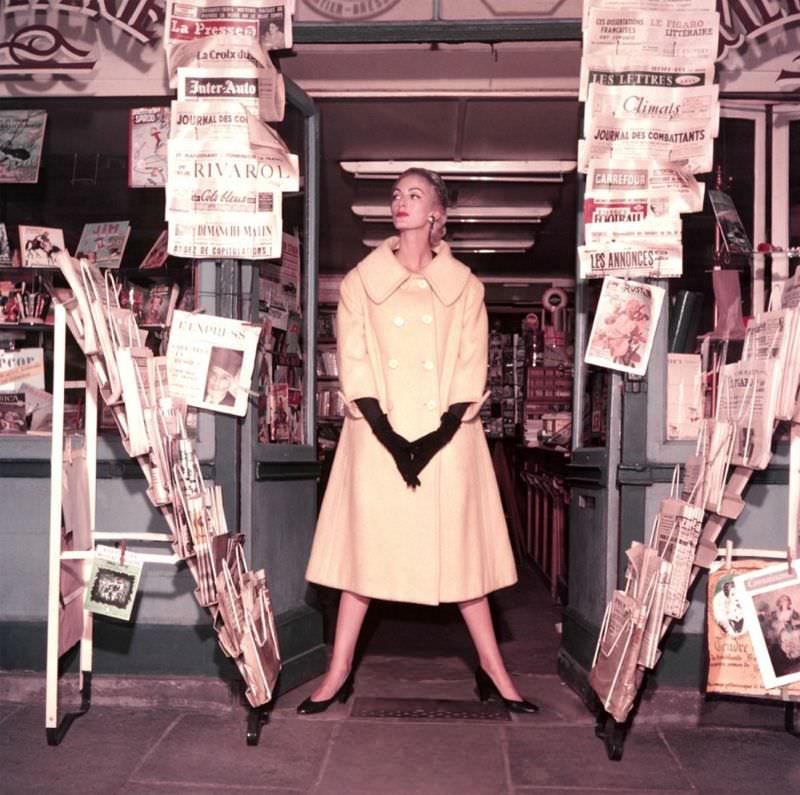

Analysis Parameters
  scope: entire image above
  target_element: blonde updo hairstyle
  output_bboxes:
[392,167,449,247]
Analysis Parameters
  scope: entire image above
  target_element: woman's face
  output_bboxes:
[391,174,441,233]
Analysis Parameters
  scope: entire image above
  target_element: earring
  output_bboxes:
[428,215,435,224]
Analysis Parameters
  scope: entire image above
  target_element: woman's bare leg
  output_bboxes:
[310,590,370,701]
[458,595,522,701]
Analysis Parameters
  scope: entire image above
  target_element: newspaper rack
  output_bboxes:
[44,303,277,748]
[591,386,800,762]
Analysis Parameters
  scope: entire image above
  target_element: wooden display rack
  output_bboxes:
[43,303,272,746]
[44,303,178,745]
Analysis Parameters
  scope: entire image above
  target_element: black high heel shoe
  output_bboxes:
[475,666,539,714]
[296,672,355,715]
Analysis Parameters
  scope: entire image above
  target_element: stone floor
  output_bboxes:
[2,565,800,794]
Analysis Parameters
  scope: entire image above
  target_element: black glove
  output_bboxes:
[408,402,469,478]
[355,398,420,488]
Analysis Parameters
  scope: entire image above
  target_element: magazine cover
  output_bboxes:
[166,310,262,417]
[708,190,752,255]
[19,226,66,268]
[139,230,169,270]
[0,392,26,433]
[140,283,179,327]
[75,221,131,269]
[707,559,800,698]
[0,347,45,391]
[0,110,47,184]
[585,277,665,376]
[735,560,800,689]
[0,223,10,265]
[128,107,169,188]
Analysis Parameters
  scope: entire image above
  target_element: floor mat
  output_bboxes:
[350,697,511,721]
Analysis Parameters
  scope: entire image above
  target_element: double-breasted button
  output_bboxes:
[426,399,436,410]
[417,279,428,289]
[423,360,434,371]
[421,314,433,325]
[388,358,399,369]
[393,316,405,327]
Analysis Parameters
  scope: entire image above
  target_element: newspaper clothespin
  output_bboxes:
[119,540,126,567]
[725,539,733,570]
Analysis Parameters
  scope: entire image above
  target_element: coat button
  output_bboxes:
[393,316,405,327]
[421,314,433,324]
[423,360,434,371]
[425,399,436,410]
[388,358,399,369]
[417,279,428,289]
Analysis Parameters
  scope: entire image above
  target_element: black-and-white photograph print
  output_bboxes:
[204,346,244,408]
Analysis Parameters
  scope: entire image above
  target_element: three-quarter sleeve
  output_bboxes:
[336,274,377,418]
[447,277,490,421]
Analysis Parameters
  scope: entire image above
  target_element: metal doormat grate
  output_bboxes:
[350,697,511,722]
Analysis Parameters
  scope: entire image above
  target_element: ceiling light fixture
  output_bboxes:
[352,203,552,223]
[362,237,535,253]
[341,159,576,183]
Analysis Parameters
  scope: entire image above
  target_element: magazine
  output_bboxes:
[735,560,800,689]
[0,392,26,433]
[708,190,752,255]
[0,347,45,391]
[0,223,10,265]
[166,310,262,417]
[128,107,169,188]
[19,226,66,268]
[585,277,665,376]
[666,353,702,440]
[716,360,778,470]
[140,284,180,327]
[75,221,131,269]
[651,497,705,618]
[139,230,169,270]
[707,559,800,698]
[0,110,47,184]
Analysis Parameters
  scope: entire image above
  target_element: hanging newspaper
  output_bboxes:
[166,310,262,417]
[583,84,719,139]
[651,497,705,618]
[280,233,301,313]
[168,215,282,259]
[0,110,47,184]
[681,418,736,512]
[579,117,715,174]
[666,353,702,440]
[706,559,800,698]
[579,243,682,279]
[167,140,299,193]
[716,360,779,470]
[585,278,665,375]
[579,55,716,102]
[75,221,131,269]
[176,63,285,123]
[139,230,169,270]
[734,559,800,690]
[583,198,683,244]
[166,33,274,87]
[167,179,279,219]
[164,0,294,78]
[581,0,717,29]
[171,101,253,144]
[583,9,720,61]
[741,309,799,421]
[585,158,705,215]
[128,107,169,188]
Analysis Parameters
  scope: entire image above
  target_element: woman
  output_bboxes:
[300,168,536,714]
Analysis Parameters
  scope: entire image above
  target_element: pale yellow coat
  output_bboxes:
[306,238,517,605]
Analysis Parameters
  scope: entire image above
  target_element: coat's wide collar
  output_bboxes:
[356,237,471,306]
